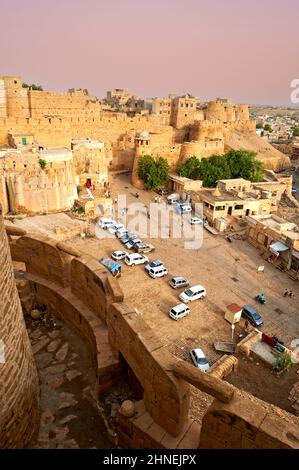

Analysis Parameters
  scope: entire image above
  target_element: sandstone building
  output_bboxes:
[0,76,291,188]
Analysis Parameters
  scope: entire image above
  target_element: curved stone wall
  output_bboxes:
[0,208,39,448]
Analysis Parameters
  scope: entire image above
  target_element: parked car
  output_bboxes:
[125,238,142,250]
[167,193,180,205]
[179,285,206,303]
[242,305,264,327]
[134,242,155,254]
[177,204,192,214]
[116,228,128,238]
[108,223,125,235]
[99,218,116,230]
[169,303,190,320]
[157,188,170,196]
[190,348,210,372]
[111,250,128,261]
[147,265,168,278]
[120,232,136,244]
[169,276,190,289]
[189,217,203,225]
[144,259,164,273]
[124,253,149,266]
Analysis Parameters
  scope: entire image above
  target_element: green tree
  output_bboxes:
[178,156,201,179]
[138,155,169,189]
[226,150,264,182]
[273,351,294,373]
[176,150,264,187]
[264,124,272,133]
[292,127,299,137]
[22,83,43,91]
[39,158,47,169]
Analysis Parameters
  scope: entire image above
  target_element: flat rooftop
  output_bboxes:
[248,214,299,240]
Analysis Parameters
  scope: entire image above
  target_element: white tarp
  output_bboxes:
[269,241,289,256]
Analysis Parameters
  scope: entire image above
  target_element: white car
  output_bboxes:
[124,253,149,266]
[190,348,210,372]
[99,217,116,230]
[147,265,168,279]
[108,223,125,235]
[111,250,128,261]
[116,228,128,238]
[179,285,206,303]
[189,217,203,225]
[144,259,164,273]
[169,303,190,320]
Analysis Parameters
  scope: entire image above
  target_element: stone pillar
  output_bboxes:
[0,204,39,448]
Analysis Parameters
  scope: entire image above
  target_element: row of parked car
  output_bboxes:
[100,214,211,371]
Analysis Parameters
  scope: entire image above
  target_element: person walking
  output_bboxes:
[283,289,289,297]
[245,319,249,331]
[154,196,158,203]
[289,290,293,298]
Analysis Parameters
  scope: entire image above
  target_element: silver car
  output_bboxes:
[169,276,189,289]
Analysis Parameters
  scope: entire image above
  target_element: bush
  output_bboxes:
[39,158,46,169]
[273,351,294,373]
[138,155,169,189]
[292,127,299,137]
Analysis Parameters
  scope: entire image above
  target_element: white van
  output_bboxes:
[179,285,206,303]
[169,303,190,320]
[124,253,149,266]
[179,204,192,214]
[148,265,168,278]
[99,217,116,230]
[167,193,180,205]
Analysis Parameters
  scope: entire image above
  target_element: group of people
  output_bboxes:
[154,196,161,203]
[283,289,293,298]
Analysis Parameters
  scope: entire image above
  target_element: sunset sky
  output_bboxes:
[1,0,298,105]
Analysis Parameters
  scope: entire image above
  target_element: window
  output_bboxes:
[215,205,225,211]
[235,205,244,210]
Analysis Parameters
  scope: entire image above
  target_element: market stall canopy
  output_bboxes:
[269,241,289,256]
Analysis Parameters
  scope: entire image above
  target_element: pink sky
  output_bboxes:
[1,0,298,105]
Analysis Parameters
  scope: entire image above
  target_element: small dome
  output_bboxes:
[212,187,221,197]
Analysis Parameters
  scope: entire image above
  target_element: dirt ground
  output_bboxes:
[227,355,299,413]
[15,173,299,421]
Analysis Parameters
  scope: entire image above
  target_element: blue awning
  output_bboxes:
[269,241,289,255]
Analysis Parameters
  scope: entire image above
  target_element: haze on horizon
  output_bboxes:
[1,0,298,106]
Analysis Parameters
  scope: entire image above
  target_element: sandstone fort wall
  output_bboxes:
[0,211,39,448]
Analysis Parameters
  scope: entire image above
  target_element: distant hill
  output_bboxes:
[225,130,291,171]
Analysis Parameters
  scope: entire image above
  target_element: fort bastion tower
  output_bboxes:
[0,205,39,448]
